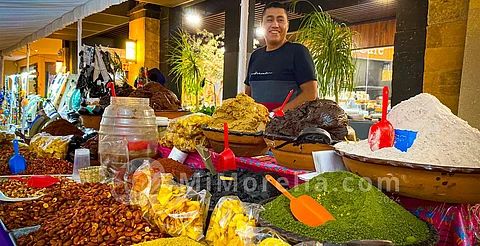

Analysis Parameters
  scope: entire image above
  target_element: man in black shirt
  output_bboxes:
[245,1,318,112]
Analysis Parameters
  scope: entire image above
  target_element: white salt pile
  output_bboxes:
[335,93,480,168]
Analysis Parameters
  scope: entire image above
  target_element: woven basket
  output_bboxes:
[258,198,439,246]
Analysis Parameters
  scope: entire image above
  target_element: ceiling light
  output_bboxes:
[185,13,201,27]
[255,27,265,37]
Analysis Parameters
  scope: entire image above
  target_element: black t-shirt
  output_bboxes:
[244,42,316,111]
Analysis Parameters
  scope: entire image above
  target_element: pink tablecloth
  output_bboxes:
[158,146,308,188]
[158,146,479,245]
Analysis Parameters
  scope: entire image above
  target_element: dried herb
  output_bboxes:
[261,171,429,244]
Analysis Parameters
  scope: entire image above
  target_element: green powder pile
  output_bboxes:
[261,171,429,245]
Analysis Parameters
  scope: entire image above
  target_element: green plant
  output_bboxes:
[293,0,357,102]
[168,29,224,109]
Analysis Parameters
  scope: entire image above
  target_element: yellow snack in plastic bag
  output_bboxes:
[160,113,211,152]
[206,196,263,246]
[29,133,71,159]
[258,238,291,246]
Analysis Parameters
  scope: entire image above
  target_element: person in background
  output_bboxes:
[147,68,166,86]
[245,1,318,112]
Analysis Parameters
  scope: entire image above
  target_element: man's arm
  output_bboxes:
[275,80,318,112]
[245,85,252,96]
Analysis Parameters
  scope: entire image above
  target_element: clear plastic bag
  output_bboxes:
[159,113,211,152]
[471,204,480,243]
[238,226,290,246]
[129,160,211,241]
[29,133,72,159]
[206,196,264,245]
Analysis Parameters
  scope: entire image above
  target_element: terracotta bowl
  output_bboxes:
[202,126,268,157]
[335,149,480,204]
[264,134,333,171]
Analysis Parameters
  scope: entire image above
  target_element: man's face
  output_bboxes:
[262,7,289,46]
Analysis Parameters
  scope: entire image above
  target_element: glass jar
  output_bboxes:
[99,97,158,161]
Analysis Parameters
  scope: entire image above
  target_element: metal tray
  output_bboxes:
[0,175,73,202]
[8,225,41,246]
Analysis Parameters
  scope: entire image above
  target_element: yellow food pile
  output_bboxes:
[258,238,290,246]
[208,93,269,133]
[160,113,211,152]
[206,197,259,246]
[132,237,206,246]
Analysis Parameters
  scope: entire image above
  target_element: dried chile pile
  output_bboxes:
[129,82,181,111]
[188,169,284,208]
[6,183,164,245]
[265,99,351,141]
[40,119,84,137]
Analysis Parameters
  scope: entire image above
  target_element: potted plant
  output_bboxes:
[168,29,224,110]
[294,1,357,103]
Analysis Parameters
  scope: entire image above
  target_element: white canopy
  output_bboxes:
[0,0,127,55]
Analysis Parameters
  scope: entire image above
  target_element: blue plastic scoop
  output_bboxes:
[9,140,27,174]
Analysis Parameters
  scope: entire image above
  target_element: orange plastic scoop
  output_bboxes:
[273,90,294,117]
[217,122,236,172]
[266,175,335,227]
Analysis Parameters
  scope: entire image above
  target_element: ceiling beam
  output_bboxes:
[287,0,372,13]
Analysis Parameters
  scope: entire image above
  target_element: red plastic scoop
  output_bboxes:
[10,175,59,188]
[217,122,236,172]
[368,86,394,151]
[106,82,116,97]
[273,90,294,117]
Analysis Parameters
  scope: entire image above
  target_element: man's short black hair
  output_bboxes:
[262,1,288,17]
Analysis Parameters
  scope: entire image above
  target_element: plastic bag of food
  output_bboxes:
[29,133,72,159]
[237,226,290,246]
[206,196,264,245]
[159,113,211,152]
[129,160,211,241]
[471,204,480,242]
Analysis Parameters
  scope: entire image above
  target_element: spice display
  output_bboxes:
[207,93,270,133]
[335,93,480,168]
[29,133,71,159]
[0,176,73,198]
[206,196,262,245]
[129,82,181,111]
[145,177,210,241]
[16,183,164,245]
[261,171,429,244]
[40,119,84,137]
[265,99,351,141]
[132,237,205,246]
[160,113,211,152]
[189,169,283,208]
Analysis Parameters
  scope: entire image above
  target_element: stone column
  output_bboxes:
[223,0,255,99]
[159,6,183,98]
[128,3,161,85]
[423,0,468,114]
[391,0,428,106]
[458,0,480,128]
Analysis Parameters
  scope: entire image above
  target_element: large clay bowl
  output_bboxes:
[264,134,333,171]
[202,126,268,157]
[335,149,480,204]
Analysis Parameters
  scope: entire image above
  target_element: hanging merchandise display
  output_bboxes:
[77,45,113,100]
